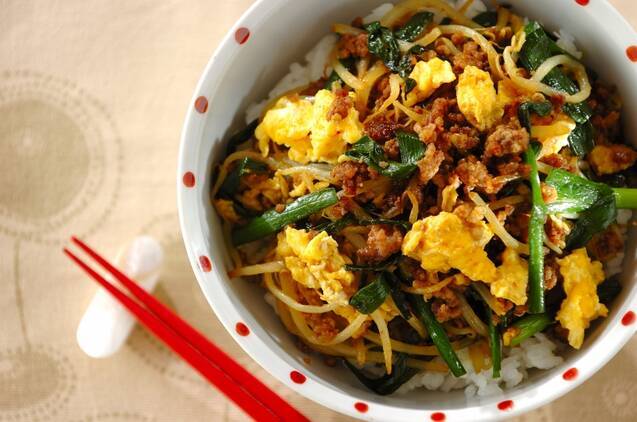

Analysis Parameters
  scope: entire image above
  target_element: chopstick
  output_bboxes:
[64,237,309,422]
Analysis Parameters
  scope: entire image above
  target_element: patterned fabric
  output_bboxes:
[0,1,635,420]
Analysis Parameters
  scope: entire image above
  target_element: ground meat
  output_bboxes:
[331,161,375,196]
[588,144,637,175]
[545,215,569,249]
[327,89,353,120]
[506,209,530,243]
[297,285,324,306]
[357,225,404,263]
[304,312,341,342]
[452,41,488,73]
[442,125,480,151]
[431,287,462,322]
[484,120,530,158]
[455,156,507,194]
[540,153,574,172]
[541,183,558,204]
[544,259,560,291]
[337,33,369,59]
[496,161,530,177]
[380,191,404,218]
[417,143,445,184]
[365,114,398,142]
[587,225,624,262]
[383,138,400,160]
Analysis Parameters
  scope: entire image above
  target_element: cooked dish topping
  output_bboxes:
[213,0,637,396]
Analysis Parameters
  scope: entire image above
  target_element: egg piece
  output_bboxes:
[276,227,354,306]
[405,58,456,106]
[530,114,576,158]
[402,212,497,283]
[255,96,313,157]
[556,248,608,349]
[588,144,637,175]
[213,198,242,224]
[456,65,503,132]
[490,248,528,306]
[255,89,363,163]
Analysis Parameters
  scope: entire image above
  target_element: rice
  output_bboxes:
[553,29,584,59]
[398,333,564,397]
[362,3,394,24]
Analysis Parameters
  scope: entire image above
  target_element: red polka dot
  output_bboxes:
[431,412,446,421]
[563,367,578,381]
[622,310,636,326]
[235,27,250,45]
[627,46,637,62]
[235,322,250,336]
[199,255,211,272]
[354,402,368,413]
[575,0,589,5]
[498,400,514,411]
[182,172,195,188]
[290,370,306,384]
[194,96,208,113]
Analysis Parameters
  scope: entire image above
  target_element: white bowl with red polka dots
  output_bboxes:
[178,0,637,420]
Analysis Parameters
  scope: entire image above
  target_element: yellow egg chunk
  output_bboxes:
[276,227,354,306]
[490,248,528,306]
[588,144,637,175]
[556,248,608,349]
[456,65,503,132]
[402,212,497,283]
[310,89,363,162]
[255,89,363,163]
[530,115,576,158]
[405,58,456,106]
[255,96,313,157]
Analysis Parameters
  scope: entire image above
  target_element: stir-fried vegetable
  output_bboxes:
[349,273,392,314]
[365,21,402,73]
[524,142,547,314]
[325,57,356,89]
[232,188,338,245]
[598,276,622,306]
[487,312,502,378]
[517,100,552,132]
[219,157,268,197]
[345,353,417,395]
[519,22,594,156]
[385,272,412,320]
[346,133,425,180]
[394,12,433,41]
[507,313,552,346]
[408,294,467,377]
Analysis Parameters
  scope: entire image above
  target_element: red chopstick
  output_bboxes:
[64,237,309,422]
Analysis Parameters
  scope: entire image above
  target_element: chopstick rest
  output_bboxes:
[76,236,163,358]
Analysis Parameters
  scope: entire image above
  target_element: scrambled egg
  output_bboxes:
[530,114,576,158]
[588,144,637,175]
[490,248,528,306]
[255,89,363,163]
[556,248,608,349]
[276,227,354,306]
[405,58,456,106]
[456,66,504,132]
[402,212,497,283]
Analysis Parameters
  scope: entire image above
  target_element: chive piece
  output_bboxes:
[487,313,502,378]
[408,294,467,377]
[394,12,433,42]
[524,142,547,314]
[385,272,412,320]
[219,157,268,197]
[349,273,392,314]
[509,313,552,346]
[518,101,552,132]
[344,353,417,395]
[345,134,424,180]
[613,187,637,209]
[231,188,338,245]
[473,11,498,27]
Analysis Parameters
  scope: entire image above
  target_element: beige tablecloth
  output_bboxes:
[1,1,637,421]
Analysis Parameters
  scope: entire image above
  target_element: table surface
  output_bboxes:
[1,1,636,421]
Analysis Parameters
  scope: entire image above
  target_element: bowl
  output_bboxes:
[177,1,637,420]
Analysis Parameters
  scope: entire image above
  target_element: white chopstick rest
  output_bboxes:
[76,236,164,358]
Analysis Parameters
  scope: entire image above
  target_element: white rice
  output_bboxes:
[246,1,633,396]
[398,333,564,397]
[553,29,584,59]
